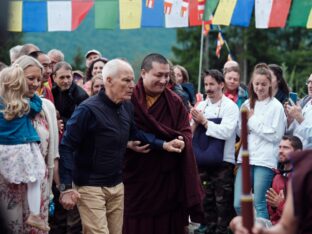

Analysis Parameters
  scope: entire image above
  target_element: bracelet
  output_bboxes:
[202,120,208,126]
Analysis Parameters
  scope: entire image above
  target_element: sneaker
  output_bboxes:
[26,214,50,232]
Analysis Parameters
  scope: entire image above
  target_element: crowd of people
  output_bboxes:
[0,43,311,234]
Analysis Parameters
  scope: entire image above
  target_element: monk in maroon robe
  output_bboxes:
[123,54,204,234]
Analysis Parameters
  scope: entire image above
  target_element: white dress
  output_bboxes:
[0,142,46,184]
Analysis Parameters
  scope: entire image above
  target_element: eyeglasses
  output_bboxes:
[306,80,312,85]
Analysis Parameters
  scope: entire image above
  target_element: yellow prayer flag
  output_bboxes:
[212,0,237,26]
[307,9,312,29]
[8,1,23,32]
[119,0,142,29]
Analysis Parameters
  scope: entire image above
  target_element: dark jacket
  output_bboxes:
[59,90,163,187]
[52,82,88,127]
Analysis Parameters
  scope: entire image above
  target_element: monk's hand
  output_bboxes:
[266,188,284,208]
[60,189,80,210]
[163,137,185,153]
[127,141,150,153]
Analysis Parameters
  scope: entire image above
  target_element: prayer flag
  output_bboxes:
[288,0,312,27]
[142,0,164,27]
[119,0,142,29]
[23,1,47,32]
[255,0,273,28]
[181,0,189,17]
[164,0,174,15]
[268,0,292,28]
[72,0,94,30]
[146,0,154,8]
[231,0,254,27]
[307,9,312,29]
[48,1,72,31]
[165,0,188,28]
[189,0,205,26]
[203,21,211,35]
[203,0,218,21]
[216,32,224,58]
[197,0,206,20]
[95,0,118,29]
[213,0,238,26]
[8,1,22,32]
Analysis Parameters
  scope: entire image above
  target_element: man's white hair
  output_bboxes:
[223,60,239,69]
[102,59,133,83]
[9,45,23,63]
[47,49,65,62]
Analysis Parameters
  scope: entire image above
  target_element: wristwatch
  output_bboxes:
[58,184,72,192]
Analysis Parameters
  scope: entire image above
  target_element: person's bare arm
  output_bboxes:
[53,158,61,186]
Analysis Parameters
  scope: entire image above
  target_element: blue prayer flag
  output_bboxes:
[23,1,47,32]
[231,0,254,27]
[141,0,164,27]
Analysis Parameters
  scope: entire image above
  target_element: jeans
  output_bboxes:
[234,165,274,219]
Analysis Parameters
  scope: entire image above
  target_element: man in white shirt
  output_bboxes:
[191,69,239,234]
[286,73,312,149]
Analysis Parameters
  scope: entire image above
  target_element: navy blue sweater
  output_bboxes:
[60,90,163,187]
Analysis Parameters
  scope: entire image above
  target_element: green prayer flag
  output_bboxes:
[203,0,219,21]
[288,0,312,27]
[95,0,118,29]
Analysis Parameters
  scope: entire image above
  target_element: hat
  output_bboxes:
[85,49,102,59]
[72,70,84,81]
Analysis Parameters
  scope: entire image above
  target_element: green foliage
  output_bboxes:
[0,33,23,65]
[72,47,84,71]
[172,23,312,97]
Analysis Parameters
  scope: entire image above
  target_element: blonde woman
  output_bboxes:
[0,56,59,233]
[90,74,104,96]
[0,65,48,231]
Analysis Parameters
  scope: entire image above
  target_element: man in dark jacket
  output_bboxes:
[59,58,185,234]
[52,61,89,131]
[50,61,88,234]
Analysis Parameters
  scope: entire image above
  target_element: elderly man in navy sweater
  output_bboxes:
[59,58,185,234]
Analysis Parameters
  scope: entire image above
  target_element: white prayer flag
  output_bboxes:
[165,0,188,28]
[48,1,72,31]
[255,0,273,28]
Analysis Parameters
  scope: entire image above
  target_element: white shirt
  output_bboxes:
[291,100,312,149]
[237,97,286,169]
[195,95,239,164]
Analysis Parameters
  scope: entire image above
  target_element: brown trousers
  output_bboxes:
[77,183,124,234]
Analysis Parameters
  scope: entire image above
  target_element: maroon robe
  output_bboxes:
[290,150,312,234]
[123,78,204,234]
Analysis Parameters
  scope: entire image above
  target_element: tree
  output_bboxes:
[0,32,23,65]
[172,22,312,97]
[72,47,85,71]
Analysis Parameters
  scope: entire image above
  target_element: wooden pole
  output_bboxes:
[241,108,254,232]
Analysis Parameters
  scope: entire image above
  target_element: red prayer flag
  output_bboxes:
[268,0,292,28]
[189,0,206,26]
[72,0,94,30]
